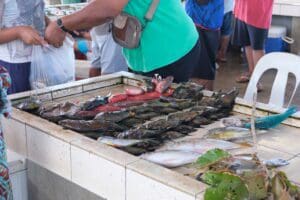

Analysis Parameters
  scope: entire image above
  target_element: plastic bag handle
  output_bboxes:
[64,36,75,47]
[282,36,294,44]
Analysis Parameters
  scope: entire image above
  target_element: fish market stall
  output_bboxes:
[4,72,300,200]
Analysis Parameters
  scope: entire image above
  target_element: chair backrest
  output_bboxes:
[244,52,300,108]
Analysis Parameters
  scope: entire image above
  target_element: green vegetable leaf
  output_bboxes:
[241,171,268,199]
[202,171,249,200]
[196,148,231,168]
[272,171,300,199]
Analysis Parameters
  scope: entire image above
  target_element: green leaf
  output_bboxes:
[272,171,300,199]
[196,148,231,168]
[202,171,249,200]
[241,171,268,199]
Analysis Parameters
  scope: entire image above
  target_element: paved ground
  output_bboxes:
[214,51,300,106]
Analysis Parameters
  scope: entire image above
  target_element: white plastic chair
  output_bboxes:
[244,52,300,108]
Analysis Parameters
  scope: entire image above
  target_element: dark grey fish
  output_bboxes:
[94,110,134,122]
[81,95,109,111]
[59,119,126,133]
[39,102,81,122]
[16,98,41,112]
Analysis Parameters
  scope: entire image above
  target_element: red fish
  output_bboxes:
[125,87,145,96]
[155,76,174,94]
[108,94,128,104]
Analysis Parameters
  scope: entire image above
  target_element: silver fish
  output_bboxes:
[157,138,241,153]
[141,150,201,168]
[97,136,142,147]
[205,127,252,141]
[263,158,289,168]
[220,117,244,127]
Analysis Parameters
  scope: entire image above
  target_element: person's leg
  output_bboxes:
[192,27,219,90]
[232,18,252,83]
[218,12,233,62]
[245,46,255,74]
[218,35,231,62]
[252,50,265,71]
[247,24,268,91]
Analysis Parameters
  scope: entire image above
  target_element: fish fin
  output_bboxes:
[285,106,298,115]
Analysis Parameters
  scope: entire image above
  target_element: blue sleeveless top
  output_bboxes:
[185,0,224,30]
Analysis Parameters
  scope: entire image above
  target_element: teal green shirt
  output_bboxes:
[123,0,199,73]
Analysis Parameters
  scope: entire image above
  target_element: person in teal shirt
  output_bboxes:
[44,0,201,82]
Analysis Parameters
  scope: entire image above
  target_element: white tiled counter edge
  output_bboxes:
[3,107,206,200]
[274,0,300,17]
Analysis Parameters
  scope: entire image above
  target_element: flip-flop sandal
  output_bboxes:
[236,74,250,83]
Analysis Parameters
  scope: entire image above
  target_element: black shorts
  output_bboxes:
[192,26,220,80]
[140,39,201,83]
[232,18,268,50]
[221,11,233,36]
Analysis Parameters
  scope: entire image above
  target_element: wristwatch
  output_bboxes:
[56,18,71,33]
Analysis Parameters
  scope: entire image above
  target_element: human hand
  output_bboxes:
[45,21,67,48]
[17,26,47,46]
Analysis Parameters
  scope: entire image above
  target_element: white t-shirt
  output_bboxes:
[224,0,234,14]
[90,24,128,75]
[0,0,45,63]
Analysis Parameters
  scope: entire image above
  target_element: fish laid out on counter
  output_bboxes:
[220,117,245,127]
[171,82,204,100]
[157,138,241,153]
[97,136,161,153]
[125,87,145,96]
[200,87,239,109]
[152,75,174,94]
[39,102,81,122]
[16,74,244,157]
[263,158,289,168]
[108,75,175,105]
[204,127,254,141]
[97,136,144,147]
[81,95,110,111]
[94,110,135,123]
[140,150,201,168]
[243,106,298,130]
[16,97,41,112]
[59,119,126,133]
[116,109,204,139]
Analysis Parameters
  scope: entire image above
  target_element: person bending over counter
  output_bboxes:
[45,0,201,83]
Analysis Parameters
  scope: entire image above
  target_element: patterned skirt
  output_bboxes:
[0,130,13,200]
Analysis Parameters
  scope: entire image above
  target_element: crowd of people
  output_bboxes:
[0,0,274,95]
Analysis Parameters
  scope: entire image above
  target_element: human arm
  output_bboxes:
[45,0,128,46]
[0,26,46,45]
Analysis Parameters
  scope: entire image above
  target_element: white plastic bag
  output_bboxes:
[30,37,75,89]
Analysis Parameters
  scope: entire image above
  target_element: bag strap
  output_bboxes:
[144,0,160,21]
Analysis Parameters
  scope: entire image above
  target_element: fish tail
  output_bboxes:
[285,106,298,116]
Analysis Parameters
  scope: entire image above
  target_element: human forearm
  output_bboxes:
[0,27,19,44]
[0,26,45,45]
[61,0,128,31]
